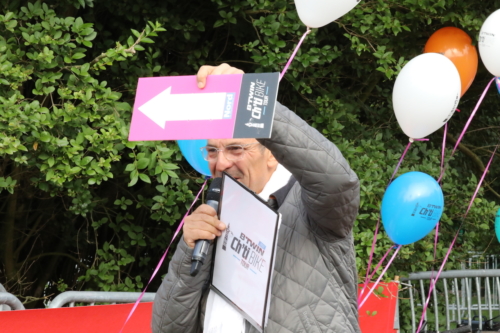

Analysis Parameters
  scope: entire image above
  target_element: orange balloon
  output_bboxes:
[424,27,478,97]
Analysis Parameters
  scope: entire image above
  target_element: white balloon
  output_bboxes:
[479,9,500,77]
[392,53,461,139]
[294,0,360,28]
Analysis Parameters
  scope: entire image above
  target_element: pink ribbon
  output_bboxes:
[358,245,402,309]
[416,80,497,331]
[452,78,496,155]
[119,178,209,333]
[437,123,448,184]
[279,27,311,81]
[432,123,448,263]
[358,244,393,303]
[416,144,498,333]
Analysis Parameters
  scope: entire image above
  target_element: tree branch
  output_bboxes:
[444,129,485,172]
[442,129,500,199]
[3,165,19,281]
[89,30,145,66]
[25,252,88,270]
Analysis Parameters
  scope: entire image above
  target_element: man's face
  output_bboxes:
[207,138,278,194]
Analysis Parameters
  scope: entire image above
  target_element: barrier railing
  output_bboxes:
[0,292,25,311]
[400,269,500,332]
[48,291,156,308]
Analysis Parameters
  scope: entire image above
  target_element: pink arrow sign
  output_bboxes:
[128,73,279,141]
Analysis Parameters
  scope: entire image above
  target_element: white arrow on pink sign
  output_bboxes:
[139,87,232,129]
[128,75,243,141]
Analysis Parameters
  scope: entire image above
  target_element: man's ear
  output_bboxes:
[266,151,279,170]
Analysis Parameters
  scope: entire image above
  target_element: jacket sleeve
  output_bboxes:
[151,238,212,333]
[258,102,360,239]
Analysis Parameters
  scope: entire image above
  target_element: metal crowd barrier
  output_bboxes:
[0,293,25,311]
[48,291,156,308]
[400,269,500,332]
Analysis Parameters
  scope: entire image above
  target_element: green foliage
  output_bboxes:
[1,4,500,331]
[0,0,195,306]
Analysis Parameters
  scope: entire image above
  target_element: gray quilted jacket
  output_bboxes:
[152,102,361,333]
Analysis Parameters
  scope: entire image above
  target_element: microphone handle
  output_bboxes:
[190,200,219,276]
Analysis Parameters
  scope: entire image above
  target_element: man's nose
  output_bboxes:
[215,151,233,172]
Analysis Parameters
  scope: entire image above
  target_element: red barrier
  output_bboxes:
[0,302,152,333]
[358,282,399,333]
[0,284,398,333]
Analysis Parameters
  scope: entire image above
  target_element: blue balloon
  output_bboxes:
[381,171,444,245]
[495,207,500,243]
[177,140,211,177]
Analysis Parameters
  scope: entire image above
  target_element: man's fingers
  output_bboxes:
[196,63,244,89]
[193,205,226,230]
[186,222,221,238]
[210,63,231,75]
[183,215,224,248]
[197,65,215,89]
[227,67,244,75]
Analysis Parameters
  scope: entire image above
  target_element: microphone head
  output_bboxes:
[207,177,222,202]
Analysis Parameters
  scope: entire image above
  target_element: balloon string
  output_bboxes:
[416,144,498,333]
[452,77,496,156]
[358,245,402,309]
[358,217,380,302]
[279,27,311,81]
[432,123,448,264]
[357,244,392,303]
[119,178,209,333]
[437,123,448,183]
[388,141,412,185]
[433,222,440,263]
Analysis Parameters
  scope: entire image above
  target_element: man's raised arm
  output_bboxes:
[258,102,360,239]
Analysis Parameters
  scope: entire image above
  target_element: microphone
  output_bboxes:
[190,177,222,277]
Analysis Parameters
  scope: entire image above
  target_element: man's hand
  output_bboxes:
[197,63,244,89]
[183,204,226,248]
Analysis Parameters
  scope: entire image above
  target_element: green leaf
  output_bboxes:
[164,163,179,170]
[125,163,135,172]
[46,169,54,181]
[131,29,141,38]
[81,63,90,72]
[40,132,51,143]
[139,174,151,183]
[161,172,168,185]
[137,158,150,170]
[81,156,94,166]
[72,53,86,59]
[141,37,154,43]
[213,20,224,28]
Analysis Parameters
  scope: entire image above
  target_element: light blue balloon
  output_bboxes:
[495,207,500,243]
[381,171,444,245]
[177,140,211,177]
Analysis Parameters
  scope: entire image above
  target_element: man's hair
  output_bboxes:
[258,143,267,154]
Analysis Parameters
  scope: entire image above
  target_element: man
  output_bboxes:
[152,64,361,333]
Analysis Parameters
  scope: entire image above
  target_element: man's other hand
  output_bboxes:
[197,63,244,89]
[183,204,226,248]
